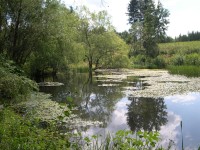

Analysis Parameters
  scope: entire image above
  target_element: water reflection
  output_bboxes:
[38,72,200,150]
[39,72,124,128]
[159,111,181,149]
[76,80,124,128]
[127,97,168,132]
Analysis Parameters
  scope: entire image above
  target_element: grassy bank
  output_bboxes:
[159,41,200,55]
[158,41,200,77]
[168,66,200,77]
[0,108,166,150]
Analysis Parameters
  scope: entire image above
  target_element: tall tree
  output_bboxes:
[128,0,169,58]
[0,0,44,64]
[28,1,82,75]
[127,0,145,24]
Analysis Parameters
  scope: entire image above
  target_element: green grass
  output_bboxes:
[0,108,72,150]
[0,107,172,150]
[168,65,200,77]
[159,41,200,55]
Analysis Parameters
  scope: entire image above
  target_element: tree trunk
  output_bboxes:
[11,0,22,64]
[88,59,93,81]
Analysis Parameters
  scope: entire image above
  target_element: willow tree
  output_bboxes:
[28,1,82,76]
[79,7,129,77]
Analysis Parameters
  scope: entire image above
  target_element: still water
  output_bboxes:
[39,71,200,150]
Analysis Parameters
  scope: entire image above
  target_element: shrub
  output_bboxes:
[185,53,200,66]
[153,56,166,68]
[111,55,131,68]
[0,56,38,103]
[0,108,71,150]
[131,54,147,67]
[171,54,185,66]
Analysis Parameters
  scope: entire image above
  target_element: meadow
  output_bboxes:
[159,41,200,77]
[159,41,200,55]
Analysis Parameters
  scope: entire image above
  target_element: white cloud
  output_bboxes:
[62,0,200,37]
[82,97,130,137]
[159,111,181,149]
[105,97,130,131]
[165,92,200,104]
[105,0,131,32]
[62,0,130,32]
[160,0,200,37]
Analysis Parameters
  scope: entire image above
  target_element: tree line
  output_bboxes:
[0,0,129,77]
[175,31,200,42]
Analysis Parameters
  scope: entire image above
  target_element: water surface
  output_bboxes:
[39,71,200,150]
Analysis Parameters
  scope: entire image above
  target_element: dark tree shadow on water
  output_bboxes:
[127,97,168,132]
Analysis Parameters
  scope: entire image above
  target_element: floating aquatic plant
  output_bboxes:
[17,92,103,129]
[95,69,200,98]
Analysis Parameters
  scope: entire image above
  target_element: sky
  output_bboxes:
[62,0,200,38]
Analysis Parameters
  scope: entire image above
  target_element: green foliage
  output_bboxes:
[128,0,169,58]
[159,41,200,56]
[185,53,200,65]
[152,56,166,68]
[25,2,82,76]
[175,31,200,42]
[131,54,147,68]
[0,108,71,150]
[168,66,200,77]
[1,0,83,76]
[159,41,200,72]
[110,55,131,68]
[0,57,38,103]
[117,30,132,44]
[0,71,38,102]
[80,130,164,150]
[0,0,45,64]
[171,54,185,66]
[131,55,166,69]
[0,106,166,150]
[79,7,129,71]
[113,130,160,149]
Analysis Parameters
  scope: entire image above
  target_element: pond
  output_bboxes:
[38,69,200,150]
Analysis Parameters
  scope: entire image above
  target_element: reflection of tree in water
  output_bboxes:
[127,97,168,132]
[77,75,124,128]
[39,71,124,129]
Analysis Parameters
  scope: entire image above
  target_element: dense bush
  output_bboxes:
[131,54,146,67]
[0,56,38,103]
[111,55,131,68]
[131,55,166,69]
[171,54,185,66]
[152,56,166,68]
[185,53,200,65]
